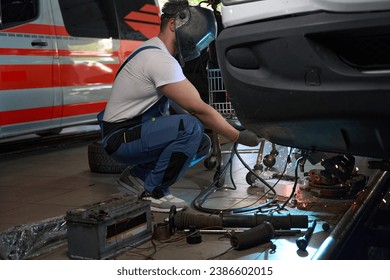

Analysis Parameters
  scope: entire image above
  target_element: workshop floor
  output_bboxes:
[0,126,377,260]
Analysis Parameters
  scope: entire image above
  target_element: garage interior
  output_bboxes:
[0,126,388,260]
[1,0,390,265]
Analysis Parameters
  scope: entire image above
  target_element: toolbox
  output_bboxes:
[65,194,152,259]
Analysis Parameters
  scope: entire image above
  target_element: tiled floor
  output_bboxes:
[0,126,379,260]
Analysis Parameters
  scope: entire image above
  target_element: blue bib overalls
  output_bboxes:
[99,47,211,197]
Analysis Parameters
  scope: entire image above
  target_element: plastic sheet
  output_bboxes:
[0,215,67,260]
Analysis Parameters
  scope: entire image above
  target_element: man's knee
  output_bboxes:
[180,115,204,138]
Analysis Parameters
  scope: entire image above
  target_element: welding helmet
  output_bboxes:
[174,6,217,66]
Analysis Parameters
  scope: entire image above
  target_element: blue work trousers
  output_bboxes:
[102,100,211,196]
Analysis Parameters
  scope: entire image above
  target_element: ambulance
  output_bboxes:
[0,0,161,139]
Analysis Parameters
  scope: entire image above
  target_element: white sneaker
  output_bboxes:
[117,167,144,197]
[142,193,188,212]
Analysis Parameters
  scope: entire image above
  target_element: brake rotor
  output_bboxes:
[309,174,367,198]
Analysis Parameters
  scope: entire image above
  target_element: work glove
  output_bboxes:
[236,129,261,147]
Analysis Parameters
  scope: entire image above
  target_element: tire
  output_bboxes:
[88,141,127,174]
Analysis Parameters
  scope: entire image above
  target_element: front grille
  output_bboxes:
[309,29,390,71]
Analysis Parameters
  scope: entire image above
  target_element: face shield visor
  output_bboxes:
[174,6,217,66]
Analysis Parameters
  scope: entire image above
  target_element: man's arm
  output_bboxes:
[159,79,240,142]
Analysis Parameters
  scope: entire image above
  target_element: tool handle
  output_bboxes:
[296,220,317,251]
[230,222,274,250]
[304,220,317,239]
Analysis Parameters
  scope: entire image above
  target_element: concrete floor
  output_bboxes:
[0,126,378,260]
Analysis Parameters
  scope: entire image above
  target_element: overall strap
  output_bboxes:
[115,46,161,78]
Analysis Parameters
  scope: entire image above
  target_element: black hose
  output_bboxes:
[173,211,308,230]
[230,222,274,250]
[192,142,278,213]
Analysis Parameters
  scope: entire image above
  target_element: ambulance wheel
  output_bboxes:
[88,141,127,173]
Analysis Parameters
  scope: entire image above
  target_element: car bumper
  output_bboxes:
[216,10,390,159]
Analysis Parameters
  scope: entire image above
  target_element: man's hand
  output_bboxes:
[236,130,260,147]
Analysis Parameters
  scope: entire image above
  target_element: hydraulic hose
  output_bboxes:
[173,210,308,230]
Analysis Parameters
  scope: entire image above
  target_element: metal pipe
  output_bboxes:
[182,228,302,236]
[312,170,389,260]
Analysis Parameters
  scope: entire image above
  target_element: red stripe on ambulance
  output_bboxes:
[140,3,160,14]
[125,11,161,24]
[3,23,69,36]
[0,64,119,90]
[1,65,54,89]
[124,4,161,39]
[62,102,107,117]
[0,101,107,126]
[59,64,117,86]
[0,48,55,56]
[0,48,118,58]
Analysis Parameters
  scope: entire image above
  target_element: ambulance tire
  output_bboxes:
[88,141,127,174]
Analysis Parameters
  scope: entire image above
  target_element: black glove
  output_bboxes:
[236,130,260,147]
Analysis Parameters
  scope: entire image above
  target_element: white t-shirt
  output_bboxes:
[103,37,186,122]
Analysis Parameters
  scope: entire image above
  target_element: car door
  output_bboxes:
[53,0,119,128]
[0,0,57,139]
[52,0,160,129]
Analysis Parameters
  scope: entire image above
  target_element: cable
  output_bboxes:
[192,141,292,214]
[207,246,234,260]
[192,143,246,213]
[279,155,304,210]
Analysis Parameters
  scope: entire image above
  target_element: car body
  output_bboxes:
[216,0,390,159]
[0,0,160,139]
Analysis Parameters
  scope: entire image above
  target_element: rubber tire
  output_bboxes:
[88,141,127,174]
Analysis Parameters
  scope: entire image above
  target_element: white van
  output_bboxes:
[216,0,390,159]
[0,0,160,139]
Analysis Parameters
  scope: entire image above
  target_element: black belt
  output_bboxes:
[101,115,142,137]
[105,125,142,155]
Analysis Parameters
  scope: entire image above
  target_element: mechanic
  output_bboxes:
[100,0,260,212]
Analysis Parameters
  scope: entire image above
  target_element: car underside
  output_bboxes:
[216,3,390,160]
